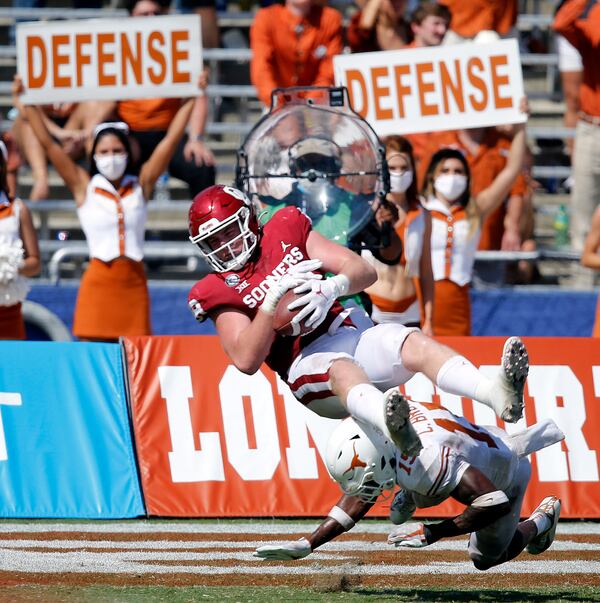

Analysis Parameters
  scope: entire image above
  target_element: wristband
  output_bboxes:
[327,505,355,530]
[329,274,350,298]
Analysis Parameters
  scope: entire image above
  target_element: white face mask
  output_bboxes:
[389,170,413,194]
[94,154,128,182]
[434,174,468,201]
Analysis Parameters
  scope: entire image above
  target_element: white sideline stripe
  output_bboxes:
[3,539,600,552]
[0,550,598,575]
[0,522,599,535]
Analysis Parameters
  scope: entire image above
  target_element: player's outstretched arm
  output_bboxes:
[389,466,511,548]
[254,494,372,560]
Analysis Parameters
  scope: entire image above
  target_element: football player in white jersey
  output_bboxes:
[255,395,564,570]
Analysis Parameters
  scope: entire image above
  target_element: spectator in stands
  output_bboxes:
[357,136,434,333]
[346,0,411,53]
[173,0,220,49]
[402,2,451,164]
[109,0,215,199]
[13,75,201,342]
[439,0,517,44]
[0,140,40,340]
[555,1,583,165]
[421,100,527,335]
[12,101,111,201]
[581,204,600,336]
[250,0,343,107]
[554,0,600,254]
[409,1,451,48]
[0,132,19,200]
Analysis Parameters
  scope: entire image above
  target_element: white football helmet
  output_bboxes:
[325,418,396,503]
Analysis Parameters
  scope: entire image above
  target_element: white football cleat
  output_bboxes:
[388,522,428,548]
[389,489,417,525]
[488,336,529,423]
[384,389,423,457]
[527,495,561,555]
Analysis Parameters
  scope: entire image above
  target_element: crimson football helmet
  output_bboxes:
[325,418,396,503]
[188,184,259,272]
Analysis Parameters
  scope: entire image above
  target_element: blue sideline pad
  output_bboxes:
[0,341,144,518]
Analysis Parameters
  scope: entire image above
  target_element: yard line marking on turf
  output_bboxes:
[3,539,600,552]
[0,522,599,535]
[0,550,599,575]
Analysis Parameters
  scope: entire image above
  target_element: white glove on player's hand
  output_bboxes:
[254,537,312,560]
[288,274,350,329]
[260,259,323,315]
[389,489,417,525]
[387,522,428,548]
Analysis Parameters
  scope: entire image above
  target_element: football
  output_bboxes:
[272,290,312,337]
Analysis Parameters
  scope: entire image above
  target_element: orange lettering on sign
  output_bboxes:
[346,70,368,118]
[120,32,143,86]
[97,33,116,86]
[75,33,92,87]
[147,31,166,84]
[371,66,392,120]
[490,54,512,109]
[416,62,438,116]
[52,34,71,88]
[467,57,488,112]
[393,64,411,118]
[440,59,465,114]
[26,35,47,89]
[171,30,191,84]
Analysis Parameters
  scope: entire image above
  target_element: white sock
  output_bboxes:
[531,512,551,536]
[436,355,492,402]
[346,383,388,438]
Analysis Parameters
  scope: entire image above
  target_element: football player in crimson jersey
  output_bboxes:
[255,401,564,569]
[188,184,529,455]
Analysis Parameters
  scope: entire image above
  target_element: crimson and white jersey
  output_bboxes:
[188,206,351,378]
[394,401,518,506]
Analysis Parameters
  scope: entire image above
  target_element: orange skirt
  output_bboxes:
[73,257,151,340]
[593,296,600,337]
[432,279,471,336]
[0,303,25,340]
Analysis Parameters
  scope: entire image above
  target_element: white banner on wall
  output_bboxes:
[16,15,202,104]
[333,39,525,136]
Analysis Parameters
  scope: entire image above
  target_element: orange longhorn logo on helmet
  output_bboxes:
[343,443,367,476]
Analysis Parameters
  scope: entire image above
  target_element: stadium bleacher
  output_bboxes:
[0,0,584,285]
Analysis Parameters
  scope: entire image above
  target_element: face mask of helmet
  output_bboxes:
[389,170,413,194]
[94,154,128,181]
[192,206,257,272]
[325,419,396,503]
[434,173,468,202]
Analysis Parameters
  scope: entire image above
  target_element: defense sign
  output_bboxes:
[333,39,526,136]
[16,15,202,104]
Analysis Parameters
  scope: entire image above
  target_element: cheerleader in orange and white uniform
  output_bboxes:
[0,141,40,339]
[421,103,528,336]
[14,74,202,341]
[361,136,434,335]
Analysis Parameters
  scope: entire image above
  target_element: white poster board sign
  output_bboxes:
[333,39,525,136]
[16,15,202,104]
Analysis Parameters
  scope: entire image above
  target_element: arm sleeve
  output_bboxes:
[312,10,344,89]
[250,10,281,106]
[553,0,595,50]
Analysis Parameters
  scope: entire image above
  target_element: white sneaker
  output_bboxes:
[488,336,529,423]
[384,389,423,456]
[527,496,561,555]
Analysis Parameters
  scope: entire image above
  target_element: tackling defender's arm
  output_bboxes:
[388,466,511,547]
[254,494,373,560]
